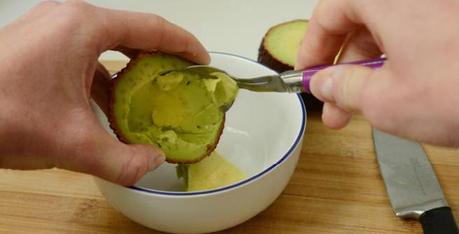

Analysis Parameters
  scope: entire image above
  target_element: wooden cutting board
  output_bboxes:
[0,61,457,234]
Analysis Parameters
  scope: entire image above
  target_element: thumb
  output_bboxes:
[310,64,379,112]
[61,120,165,186]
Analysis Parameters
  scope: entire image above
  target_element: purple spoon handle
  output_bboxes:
[302,57,386,93]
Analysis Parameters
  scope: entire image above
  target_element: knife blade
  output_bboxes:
[373,128,458,234]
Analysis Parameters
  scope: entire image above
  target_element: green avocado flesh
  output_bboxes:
[177,151,246,191]
[111,54,238,163]
[264,20,308,66]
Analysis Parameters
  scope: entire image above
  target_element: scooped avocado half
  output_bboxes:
[258,20,323,110]
[177,151,246,191]
[109,53,238,164]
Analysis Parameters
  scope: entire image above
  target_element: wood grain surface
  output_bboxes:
[0,61,457,234]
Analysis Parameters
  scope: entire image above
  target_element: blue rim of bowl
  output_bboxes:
[128,51,307,196]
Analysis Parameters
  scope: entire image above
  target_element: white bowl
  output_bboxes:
[94,52,306,233]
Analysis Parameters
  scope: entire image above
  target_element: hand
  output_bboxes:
[296,0,459,147]
[0,0,209,185]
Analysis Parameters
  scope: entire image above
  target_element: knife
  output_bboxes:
[373,129,458,234]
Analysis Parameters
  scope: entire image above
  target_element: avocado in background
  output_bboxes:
[258,19,323,110]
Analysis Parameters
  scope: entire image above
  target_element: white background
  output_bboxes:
[0,0,319,60]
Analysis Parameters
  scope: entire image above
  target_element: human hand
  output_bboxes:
[0,0,209,185]
[296,0,459,147]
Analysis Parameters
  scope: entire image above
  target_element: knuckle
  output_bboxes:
[153,15,167,28]
[34,0,60,10]
[49,1,101,47]
[64,0,91,8]
[152,16,167,44]
[59,0,94,25]
[334,67,356,103]
[334,66,368,110]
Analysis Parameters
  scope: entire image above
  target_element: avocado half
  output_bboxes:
[109,53,238,164]
[258,19,308,72]
[258,19,323,110]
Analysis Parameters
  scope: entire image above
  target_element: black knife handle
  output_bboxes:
[420,207,458,234]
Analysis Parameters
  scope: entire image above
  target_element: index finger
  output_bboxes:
[295,0,366,70]
[95,6,209,64]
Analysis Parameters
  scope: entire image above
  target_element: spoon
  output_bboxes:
[161,57,386,93]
